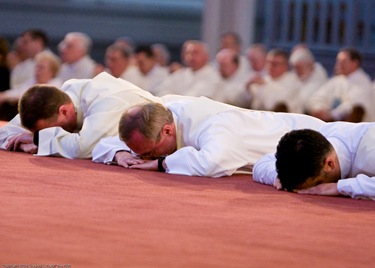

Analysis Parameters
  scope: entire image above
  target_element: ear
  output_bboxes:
[323,153,336,173]
[58,105,69,117]
[162,123,174,136]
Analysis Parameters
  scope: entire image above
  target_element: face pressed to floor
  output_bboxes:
[125,125,177,159]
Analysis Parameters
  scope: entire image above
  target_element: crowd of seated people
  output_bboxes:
[1,28,375,124]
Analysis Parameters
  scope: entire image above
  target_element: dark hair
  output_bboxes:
[135,45,154,58]
[339,47,362,65]
[22,29,49,48]
[19,85,71,131]
[276,129,332,191]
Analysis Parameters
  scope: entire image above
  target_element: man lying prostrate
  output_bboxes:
[93,96,325,177]
[253,122,375,200]
[0,72,161,158]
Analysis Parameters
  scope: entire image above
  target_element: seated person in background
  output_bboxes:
[113,36,138,67]
[101,43,141,84]
[289,47,328,113]
[218,31,250,74]
[0,51,62,121]
[10,29,49,89]
[306,47,374,122]
[245,43,267,78]
[132,45,168,96]
[252,122,375,200]
[214,48,251,108]
[0,72,161,158]
[57,32,96,82]
[249,48,303,113]
[93,96,324,177]
[151,43,171,70]
[155,40,220,98]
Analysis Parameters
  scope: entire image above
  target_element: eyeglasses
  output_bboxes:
[137,130,163,160]
[139,141,157,160]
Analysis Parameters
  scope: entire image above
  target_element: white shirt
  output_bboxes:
[253,122,375,200]
[156,65,221,99]
[93,96,324,177]
[251,72,303,113]
[118,65,143,85]
[10,58,35,88]
[0,72,162,159]
[58,55,96,83]
[213,68,252,108]
[298,63,328,112]
[128,64,169,96]
[307,70,374,121]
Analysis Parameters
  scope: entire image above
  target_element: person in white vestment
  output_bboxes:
[306,47,374,122]
[10,29,49,89]
[253,122,375,200]
[289,47,328,112]
[131,45,168,96]
[218,32,250,74]
[57,32,96,83]
[155,40,220,98]
[0,72,161,159]
[102,43,141,84]
[92,97,324,177]
[0,51,63,121]
[214,48,251,107]
[245,43,267,78]
[249,48,303,113]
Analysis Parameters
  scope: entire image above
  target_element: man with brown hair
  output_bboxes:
[0,72,161,158]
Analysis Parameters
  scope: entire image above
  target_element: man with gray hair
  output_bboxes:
[289,46,328,112]
[57,32,96,82]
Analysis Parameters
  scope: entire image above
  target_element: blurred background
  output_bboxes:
[1,0,375,76]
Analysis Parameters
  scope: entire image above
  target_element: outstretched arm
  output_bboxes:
[337,175,375,200]
[253,153,278,186]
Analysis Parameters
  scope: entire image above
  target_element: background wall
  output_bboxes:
[0,0,203,63]
[1,0,374,77]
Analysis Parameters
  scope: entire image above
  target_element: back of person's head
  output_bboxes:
[276,129,332,191]
[119,103,173,143]
[19,85,70,131]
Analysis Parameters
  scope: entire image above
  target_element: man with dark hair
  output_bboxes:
[253,122,375,200]
[93,96,325,177]
[11,28,49,88]
[132,45,168,95]
[0,72,161,159]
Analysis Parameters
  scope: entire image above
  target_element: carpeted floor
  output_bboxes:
[1,149,374,267]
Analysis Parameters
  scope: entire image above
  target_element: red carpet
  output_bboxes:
[0,149,374,267]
